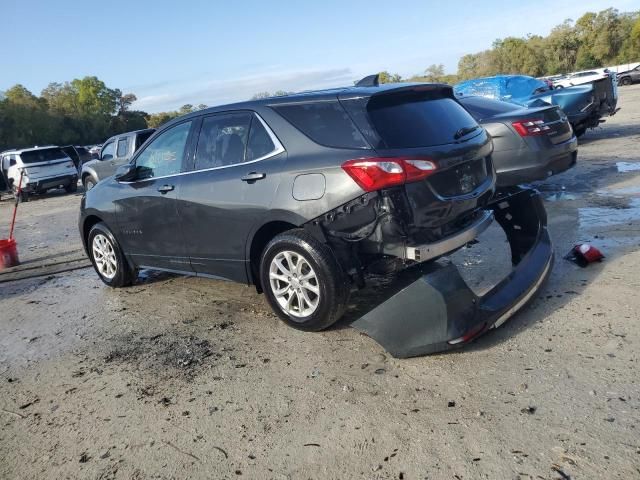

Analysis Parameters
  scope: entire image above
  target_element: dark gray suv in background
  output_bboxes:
[80,81,553,356]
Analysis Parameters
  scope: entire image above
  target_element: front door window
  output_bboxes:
[135,121,192,179]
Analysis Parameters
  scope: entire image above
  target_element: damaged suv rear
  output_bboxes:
[80,80,553,357]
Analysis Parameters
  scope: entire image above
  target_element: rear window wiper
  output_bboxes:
[454,125,480,140]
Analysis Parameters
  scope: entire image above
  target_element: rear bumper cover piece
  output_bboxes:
[351,187,553,358]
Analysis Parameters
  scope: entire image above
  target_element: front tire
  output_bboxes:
[88,222,135,287]
[260,229,350,331]
[83,176,96,191]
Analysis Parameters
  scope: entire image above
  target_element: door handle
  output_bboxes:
[157,184,175,194]
[241,172,266,182]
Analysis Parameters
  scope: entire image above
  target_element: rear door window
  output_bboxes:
[116,138,129,158]
[193,112,251,170]
[246,115,279,161]
[273,101,368,149]
[367,96,479,148]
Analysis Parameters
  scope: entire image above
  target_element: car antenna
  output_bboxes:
[355,74,380,87]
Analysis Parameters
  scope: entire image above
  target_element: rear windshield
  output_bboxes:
[459,96,520,120]
[19,148,68,164]
[367,96,479,148]
[273,101,368,149]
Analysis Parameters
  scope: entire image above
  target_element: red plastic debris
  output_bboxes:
[565,243,604,267]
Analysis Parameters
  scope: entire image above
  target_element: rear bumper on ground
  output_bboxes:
[351,187,553,358]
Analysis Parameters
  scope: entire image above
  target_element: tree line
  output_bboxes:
[0,78,208,151]
[1,7,638,151]
[380,8,639,84]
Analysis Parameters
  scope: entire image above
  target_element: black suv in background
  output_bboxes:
[80,80,553,356]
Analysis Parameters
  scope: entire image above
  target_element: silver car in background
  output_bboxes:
[459,96,578,186]
[81,128,154,190]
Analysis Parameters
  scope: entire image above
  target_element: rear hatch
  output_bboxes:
[338,85,495,241]
[19,148,76,181]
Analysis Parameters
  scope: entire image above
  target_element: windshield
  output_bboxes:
[19,148,68,164]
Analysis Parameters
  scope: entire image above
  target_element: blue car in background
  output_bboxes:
[454,75,618,137]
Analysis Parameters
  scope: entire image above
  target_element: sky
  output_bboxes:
[1,0,638,112]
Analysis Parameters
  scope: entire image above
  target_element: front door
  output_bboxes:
[177,112,285,282]
[114,120,194,272]
[93,140,117,181]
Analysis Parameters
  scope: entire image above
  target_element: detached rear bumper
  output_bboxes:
[351,187,553,358]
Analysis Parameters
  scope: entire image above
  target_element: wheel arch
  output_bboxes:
[247,220,299,292]
[81,215,104,254]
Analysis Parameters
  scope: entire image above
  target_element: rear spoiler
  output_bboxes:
[341,75,454,101]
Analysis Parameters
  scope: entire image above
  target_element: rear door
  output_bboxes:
[114,120,195,271]
[177,111,285,282]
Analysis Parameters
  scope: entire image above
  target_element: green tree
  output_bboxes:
[71,76,117,116]
[423,64,446,82]
[378,71,402,83]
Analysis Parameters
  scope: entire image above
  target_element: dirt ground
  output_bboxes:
[1,86,639,480]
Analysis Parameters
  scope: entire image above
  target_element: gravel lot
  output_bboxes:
[1,85,639,480]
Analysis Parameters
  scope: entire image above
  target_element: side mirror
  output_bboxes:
[102,154,113,161]
[114,163,136,182]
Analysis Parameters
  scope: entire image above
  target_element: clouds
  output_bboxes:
[133,67,356,112]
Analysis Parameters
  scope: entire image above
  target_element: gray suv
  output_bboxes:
[81,128,154,190]
[79,80,553,356]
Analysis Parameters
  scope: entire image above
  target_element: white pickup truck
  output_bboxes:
[0,146,78,201]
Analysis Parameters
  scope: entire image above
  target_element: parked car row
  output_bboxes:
[454,73,618,137]
[79,76,557,357]
[540,63,640,87]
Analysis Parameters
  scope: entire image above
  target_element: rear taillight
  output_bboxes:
[512,119,551,137]
[341,157,437,192]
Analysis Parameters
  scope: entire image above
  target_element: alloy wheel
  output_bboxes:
[92,233,117,279]
[269,250,320,318]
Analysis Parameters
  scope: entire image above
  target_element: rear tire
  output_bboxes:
[88,222,135,288]
[260,229,350,331]
[620,77,631,86]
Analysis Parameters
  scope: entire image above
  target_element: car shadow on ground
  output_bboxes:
[578,122,640,144]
